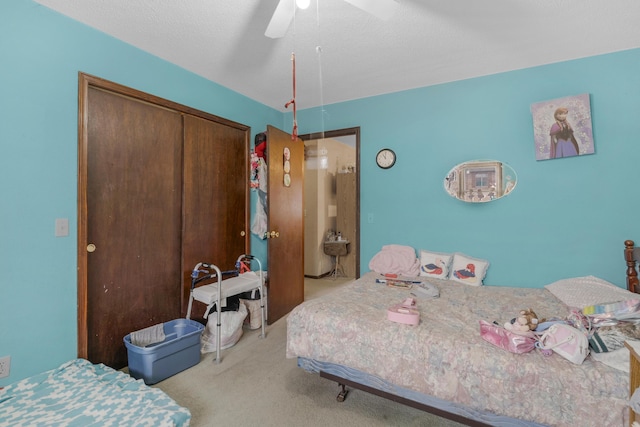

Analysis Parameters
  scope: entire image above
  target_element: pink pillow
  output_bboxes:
[369,244,420,277]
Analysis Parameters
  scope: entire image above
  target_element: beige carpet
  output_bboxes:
[153,277,466,427]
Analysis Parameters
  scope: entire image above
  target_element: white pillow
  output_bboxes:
[419,250,453,279]
[544,275,636,309]
[449,252,489,286]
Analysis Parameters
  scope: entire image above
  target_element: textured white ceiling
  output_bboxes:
[34,0,640,111]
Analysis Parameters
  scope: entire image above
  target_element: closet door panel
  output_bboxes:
[182,115,249,316]
[85,87,183,368]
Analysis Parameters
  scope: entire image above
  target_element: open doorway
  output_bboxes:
[300,127,360,280]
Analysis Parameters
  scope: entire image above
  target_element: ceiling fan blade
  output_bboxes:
[265,0,296,39]
[343,0,398,21]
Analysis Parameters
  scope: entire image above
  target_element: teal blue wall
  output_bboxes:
[3,0,640,385]
[292,48,640,290]
[0,0,279,385]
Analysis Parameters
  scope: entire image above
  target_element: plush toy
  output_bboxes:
[504,308,539,333]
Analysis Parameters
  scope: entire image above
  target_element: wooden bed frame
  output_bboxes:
[625,239,640,427]
[625,240,640,293]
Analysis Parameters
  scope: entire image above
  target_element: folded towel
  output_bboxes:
[130,323,166,347]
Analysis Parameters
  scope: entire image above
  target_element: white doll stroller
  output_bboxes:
[186,254,266,363]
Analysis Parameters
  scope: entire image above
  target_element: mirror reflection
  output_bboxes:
[444,159,517,203]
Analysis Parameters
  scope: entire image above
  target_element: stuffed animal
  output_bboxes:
[504,308,539,333]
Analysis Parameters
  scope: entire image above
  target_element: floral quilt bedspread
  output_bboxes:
[0,358,191,426]
[286,272,628,427]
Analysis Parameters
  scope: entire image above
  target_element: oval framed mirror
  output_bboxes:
[444,159,517,203]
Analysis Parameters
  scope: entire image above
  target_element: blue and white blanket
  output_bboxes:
[0,358,190,426]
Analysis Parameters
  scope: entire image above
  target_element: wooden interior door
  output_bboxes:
[181,114,250,317]
[82,85,183,368]
[266,125,304,323]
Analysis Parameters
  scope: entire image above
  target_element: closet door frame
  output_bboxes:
[77,73,250,360]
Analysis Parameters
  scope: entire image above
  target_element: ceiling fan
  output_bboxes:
[265,0,399,39]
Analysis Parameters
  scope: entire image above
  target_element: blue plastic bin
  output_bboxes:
[124,318,204,384]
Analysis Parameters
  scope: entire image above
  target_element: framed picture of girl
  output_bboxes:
[530,93,594,161]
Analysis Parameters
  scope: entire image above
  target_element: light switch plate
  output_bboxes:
[0,355,10,379]
[55,218,69,237]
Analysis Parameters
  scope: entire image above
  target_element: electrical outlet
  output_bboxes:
[0,355,11,379]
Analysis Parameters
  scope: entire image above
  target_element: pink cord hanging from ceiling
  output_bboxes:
[284,52,297,140]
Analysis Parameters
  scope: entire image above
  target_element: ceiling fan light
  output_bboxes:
[296,0,310,10]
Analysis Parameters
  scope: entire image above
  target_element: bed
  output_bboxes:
[0,358,191,426]
[286,242,640,427]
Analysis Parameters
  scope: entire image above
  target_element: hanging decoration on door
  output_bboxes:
[284,53,298,140]
[283,147,291,187]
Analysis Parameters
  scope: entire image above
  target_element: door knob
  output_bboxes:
[87,243,96,253]
[270,231,280,238]
[240,231,246,237]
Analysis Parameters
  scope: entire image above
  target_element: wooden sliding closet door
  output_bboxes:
[79,74,250,369]
[83,86,183,368]
[181,115,250,317]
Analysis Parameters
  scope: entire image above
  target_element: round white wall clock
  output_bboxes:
[376,148,396,169]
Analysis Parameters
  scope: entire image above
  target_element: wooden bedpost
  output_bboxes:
[625,240,639,294]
